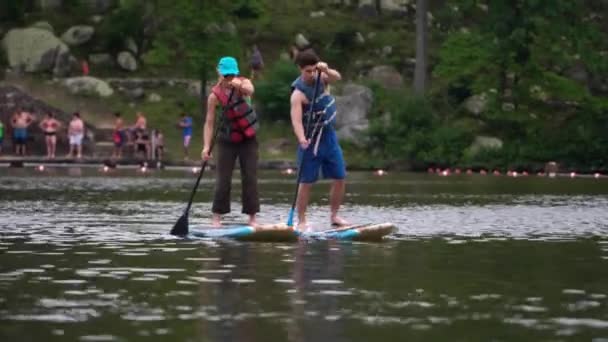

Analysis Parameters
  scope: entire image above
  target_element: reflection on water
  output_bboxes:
[1,168,608,341]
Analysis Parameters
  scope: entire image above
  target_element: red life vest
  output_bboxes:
[212,81,258,143]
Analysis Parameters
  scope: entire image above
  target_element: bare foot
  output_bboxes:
[296,221,311,232]
[212,214,221,228]
[331,216,350,227]
[248,216,257,228]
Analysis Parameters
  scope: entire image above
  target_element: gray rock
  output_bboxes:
[355,32,365,45]
[117,51,137,71]
[380,0,409,13]
[468,136,503,156]
[335,83,373,144]
[357,2,378,17]
[464,94,488,115]
[502,102,515,111]
[31,21,54,33]
[61,26,95,46]
[223,22,237,36]
[310,11,326,18]
[367,65,403,89]
[187,81,202,98]
[89,53,113,66]
[53,52,78,77]
[205,23,221,35]
[147,93,162,102]
[295,33,310,49]
[124,87,144,99]
[125,37,138,55]
[2,28,74,74]
[90,15,104,24]
[63,76,114,97]
[381,45,393,56]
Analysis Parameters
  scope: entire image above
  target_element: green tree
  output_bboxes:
[433,0,608,168]
[145,0,243,117]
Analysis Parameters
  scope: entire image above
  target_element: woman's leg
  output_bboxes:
[238,139,260,222]
[50,135,57,158]
[212,142,238,226]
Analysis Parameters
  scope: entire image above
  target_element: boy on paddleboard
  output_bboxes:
[289,50,349,231]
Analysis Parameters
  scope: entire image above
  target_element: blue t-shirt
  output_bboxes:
[181,116,193,137]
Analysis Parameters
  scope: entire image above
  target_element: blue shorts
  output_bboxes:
[13,128,27,145]
[297,142,346,183]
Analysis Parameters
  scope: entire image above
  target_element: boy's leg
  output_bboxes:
[296,183,312,230]
[295,148,320,230]
[322,144,348,225]
[329,179,347,225]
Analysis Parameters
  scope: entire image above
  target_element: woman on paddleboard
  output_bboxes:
[202,56,260,227]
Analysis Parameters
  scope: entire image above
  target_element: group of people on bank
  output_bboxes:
[0,110,85,159]
[111,111,193,161]
[202,51,349,230]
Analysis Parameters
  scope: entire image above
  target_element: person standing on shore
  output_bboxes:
[11,107,35,156]
[67,112,85,159]
[39,112,61,159]
[178,113,193,160]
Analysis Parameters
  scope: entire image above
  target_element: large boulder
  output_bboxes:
[31,21,55,33]
[468,136,503,156]
[357,0,378,17]
[295,33,310,49]
[2,28,76,77]
[380,0,410,13]
[464,94,488,115]
[367,65,403,89]
[61,26,95,46]
[334,83,373,144]
[117,51,137,71]
[62,76,114,97]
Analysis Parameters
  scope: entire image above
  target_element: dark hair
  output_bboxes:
[295,50,319,68]
[114,112,121,117]
[47,112,54,118]
[73,112,80,118]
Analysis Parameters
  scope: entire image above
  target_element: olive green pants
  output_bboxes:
[212,138,260,215]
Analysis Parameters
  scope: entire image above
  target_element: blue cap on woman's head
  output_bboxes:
[217,56,239,76]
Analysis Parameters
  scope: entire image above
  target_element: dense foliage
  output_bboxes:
[2,0,608,170]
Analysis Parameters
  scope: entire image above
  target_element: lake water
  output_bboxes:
[1,167,607,341]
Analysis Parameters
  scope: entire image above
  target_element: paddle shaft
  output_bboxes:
[183,88,235,216]
[287,71,323,227]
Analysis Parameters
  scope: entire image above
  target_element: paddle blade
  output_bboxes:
[170,214,189,236]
